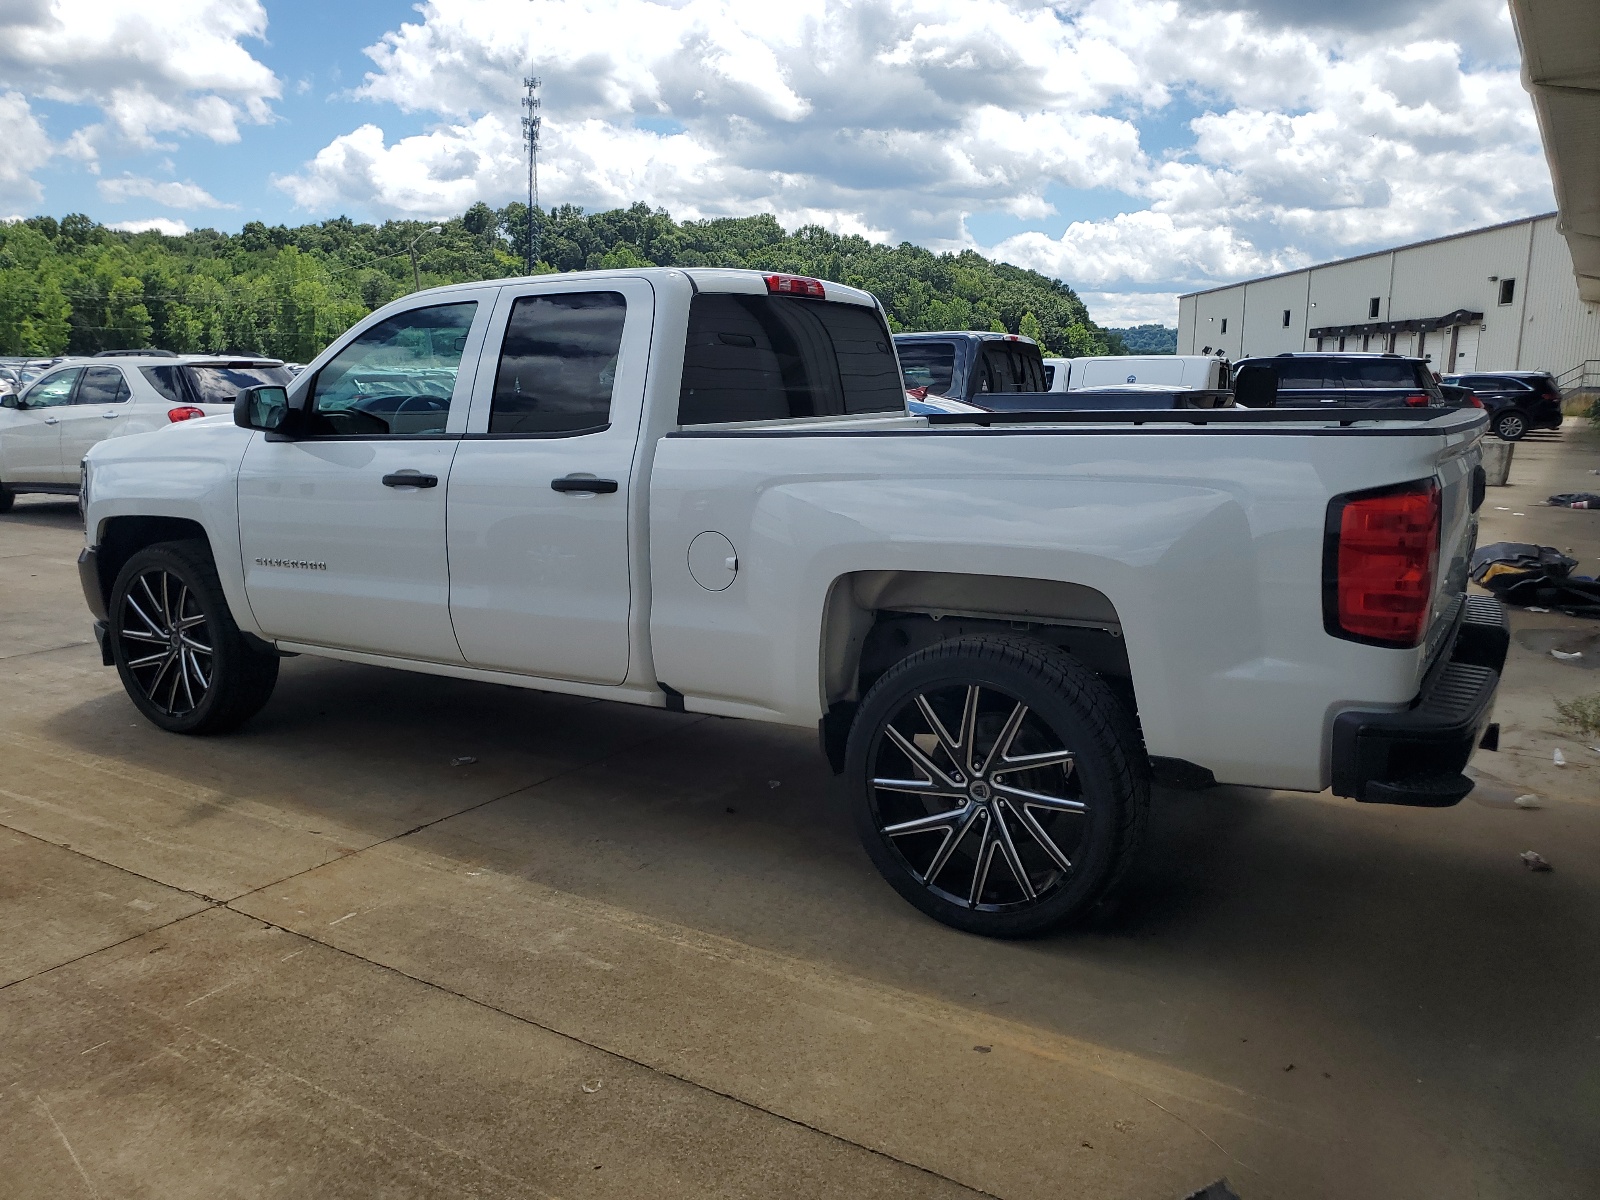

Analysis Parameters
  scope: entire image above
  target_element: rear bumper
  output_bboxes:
[1330,595,1508,807]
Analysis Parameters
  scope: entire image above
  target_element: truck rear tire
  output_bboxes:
[109,540,279,734]
[0,484,14,513]
[845,634,1148,938]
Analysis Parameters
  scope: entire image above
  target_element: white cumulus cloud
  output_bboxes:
[107,217,191,236]
[98,174,234,209]
[271,0,1551,325]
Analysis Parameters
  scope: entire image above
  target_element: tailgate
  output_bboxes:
[1423,437,1480,666]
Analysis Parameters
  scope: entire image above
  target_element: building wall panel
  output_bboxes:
[1518,217,1600,377]
[1240,272,1312,357]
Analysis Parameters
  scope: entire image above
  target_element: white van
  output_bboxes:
[1043,355,1228,392]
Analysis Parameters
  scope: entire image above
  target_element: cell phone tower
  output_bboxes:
[521,75,542,274]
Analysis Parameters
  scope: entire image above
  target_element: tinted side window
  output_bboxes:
[310,302,476,436]
[678,294,902,425]
[1343,360,1423,388]
[141,366,186,403]
[1274,361,1334,389]
[489,292,626,435]
[898,341,957,394]
[76,366,131,404]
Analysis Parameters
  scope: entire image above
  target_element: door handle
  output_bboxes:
[102,411,120,419]
[550,477,619,494]
[382,472,439,489]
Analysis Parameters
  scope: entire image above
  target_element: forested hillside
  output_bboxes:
[0,203,1125,362]
[1108,324,1178,353]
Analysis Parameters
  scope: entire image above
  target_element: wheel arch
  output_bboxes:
[91,515,212,613]
[818,570,1137,771]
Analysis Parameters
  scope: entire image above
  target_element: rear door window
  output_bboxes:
[898,341,957,395]
[678,294,902,425]
[75,366,131,405]
[488,291,627,434]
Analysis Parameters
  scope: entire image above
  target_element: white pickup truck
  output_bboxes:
[77,267,1507,937]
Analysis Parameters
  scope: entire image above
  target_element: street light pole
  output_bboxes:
[408,225,443,292]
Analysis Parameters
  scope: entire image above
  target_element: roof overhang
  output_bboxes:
[1510,0,1600,304]
[1309,309,1483,339]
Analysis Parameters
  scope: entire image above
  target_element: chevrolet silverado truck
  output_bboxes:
[77,268,1507,937]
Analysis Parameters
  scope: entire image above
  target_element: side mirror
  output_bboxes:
[0,393,19,409]
[234,385,290,433]
[1233,365,1277,408]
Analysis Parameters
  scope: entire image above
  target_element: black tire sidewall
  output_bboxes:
[846,640,1133,937]
[110,543,248,733]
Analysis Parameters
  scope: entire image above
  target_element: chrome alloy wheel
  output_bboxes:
[117,568,213,717]
[869,683,1084,912]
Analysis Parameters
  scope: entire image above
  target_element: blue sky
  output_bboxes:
[0,0,1556,327]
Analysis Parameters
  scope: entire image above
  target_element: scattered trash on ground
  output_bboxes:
[1527,606,1551,612]
[973,1045,992,1053]
[581,1079,603,1093]
[1553,748,1567,766]
[1551,649,1584,661]
[1548,493,1600,509]
[450,755,478,766]
[1472,542,1600,617]
[1514,793,1542,809]
[1520,850,1554,872]
[1182,1181,1243,1200]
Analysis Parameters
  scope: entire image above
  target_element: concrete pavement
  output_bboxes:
[2,424,1598,1198]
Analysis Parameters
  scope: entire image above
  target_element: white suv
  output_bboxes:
[0,353,292,510]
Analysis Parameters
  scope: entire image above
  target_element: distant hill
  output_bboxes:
[0,203,1123,362]
[1108,324,1178,354]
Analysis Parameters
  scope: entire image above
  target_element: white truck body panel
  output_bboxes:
[1044,355,1226,392]
[82,268,1487,795]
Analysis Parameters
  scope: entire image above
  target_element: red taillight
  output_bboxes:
[1403,393,1429,407]
[764,273,826,298]
[167,406,207,422]
[1328,481,1440,647]
[1467,393,1484,408]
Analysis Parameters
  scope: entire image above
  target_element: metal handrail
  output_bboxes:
[1555,359,1600,390]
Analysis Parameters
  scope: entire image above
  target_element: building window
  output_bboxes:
[1498,278,1516,306]
[1282,309,1291,327]
[1368,297,1381,319]
[1220,318,1227,334]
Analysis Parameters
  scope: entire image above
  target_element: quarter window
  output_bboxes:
[489,292,627,434]
[309,302,477,436]
[75,366,131,405]
[678,294,903,425]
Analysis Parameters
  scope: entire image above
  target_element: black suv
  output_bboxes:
[1232,353,1442,408]
[1441,371,1563,441]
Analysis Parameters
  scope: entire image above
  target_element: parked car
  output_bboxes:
[1441,371,1563,441]
[898,332,1230,411]
[0,354,291,508]
[1043,355,1228,392]
[1232,353,1442,408]
[77,267,1504,937]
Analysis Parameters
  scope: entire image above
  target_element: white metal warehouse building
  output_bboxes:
[1177,213,1600,391]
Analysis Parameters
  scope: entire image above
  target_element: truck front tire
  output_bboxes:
[845,635,1148,938]
[109,540,279,734]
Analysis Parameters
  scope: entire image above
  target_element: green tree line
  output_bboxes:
[0,202,1127,361]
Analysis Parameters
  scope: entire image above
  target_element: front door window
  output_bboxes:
[308,303,477,436]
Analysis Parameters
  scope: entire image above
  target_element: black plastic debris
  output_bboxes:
[1548,493,1600,509]
[1182,1181,1243,1200]
[1470,542,1600,617]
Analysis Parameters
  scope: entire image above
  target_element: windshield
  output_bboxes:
[897,341,957,395]
[184,365,293,405]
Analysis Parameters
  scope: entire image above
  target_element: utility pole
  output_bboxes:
[521,75,542,275]
[408,225,442,292]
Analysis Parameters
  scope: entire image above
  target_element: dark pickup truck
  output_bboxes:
[895,331,1230,411]
[1232,353,1443,409]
